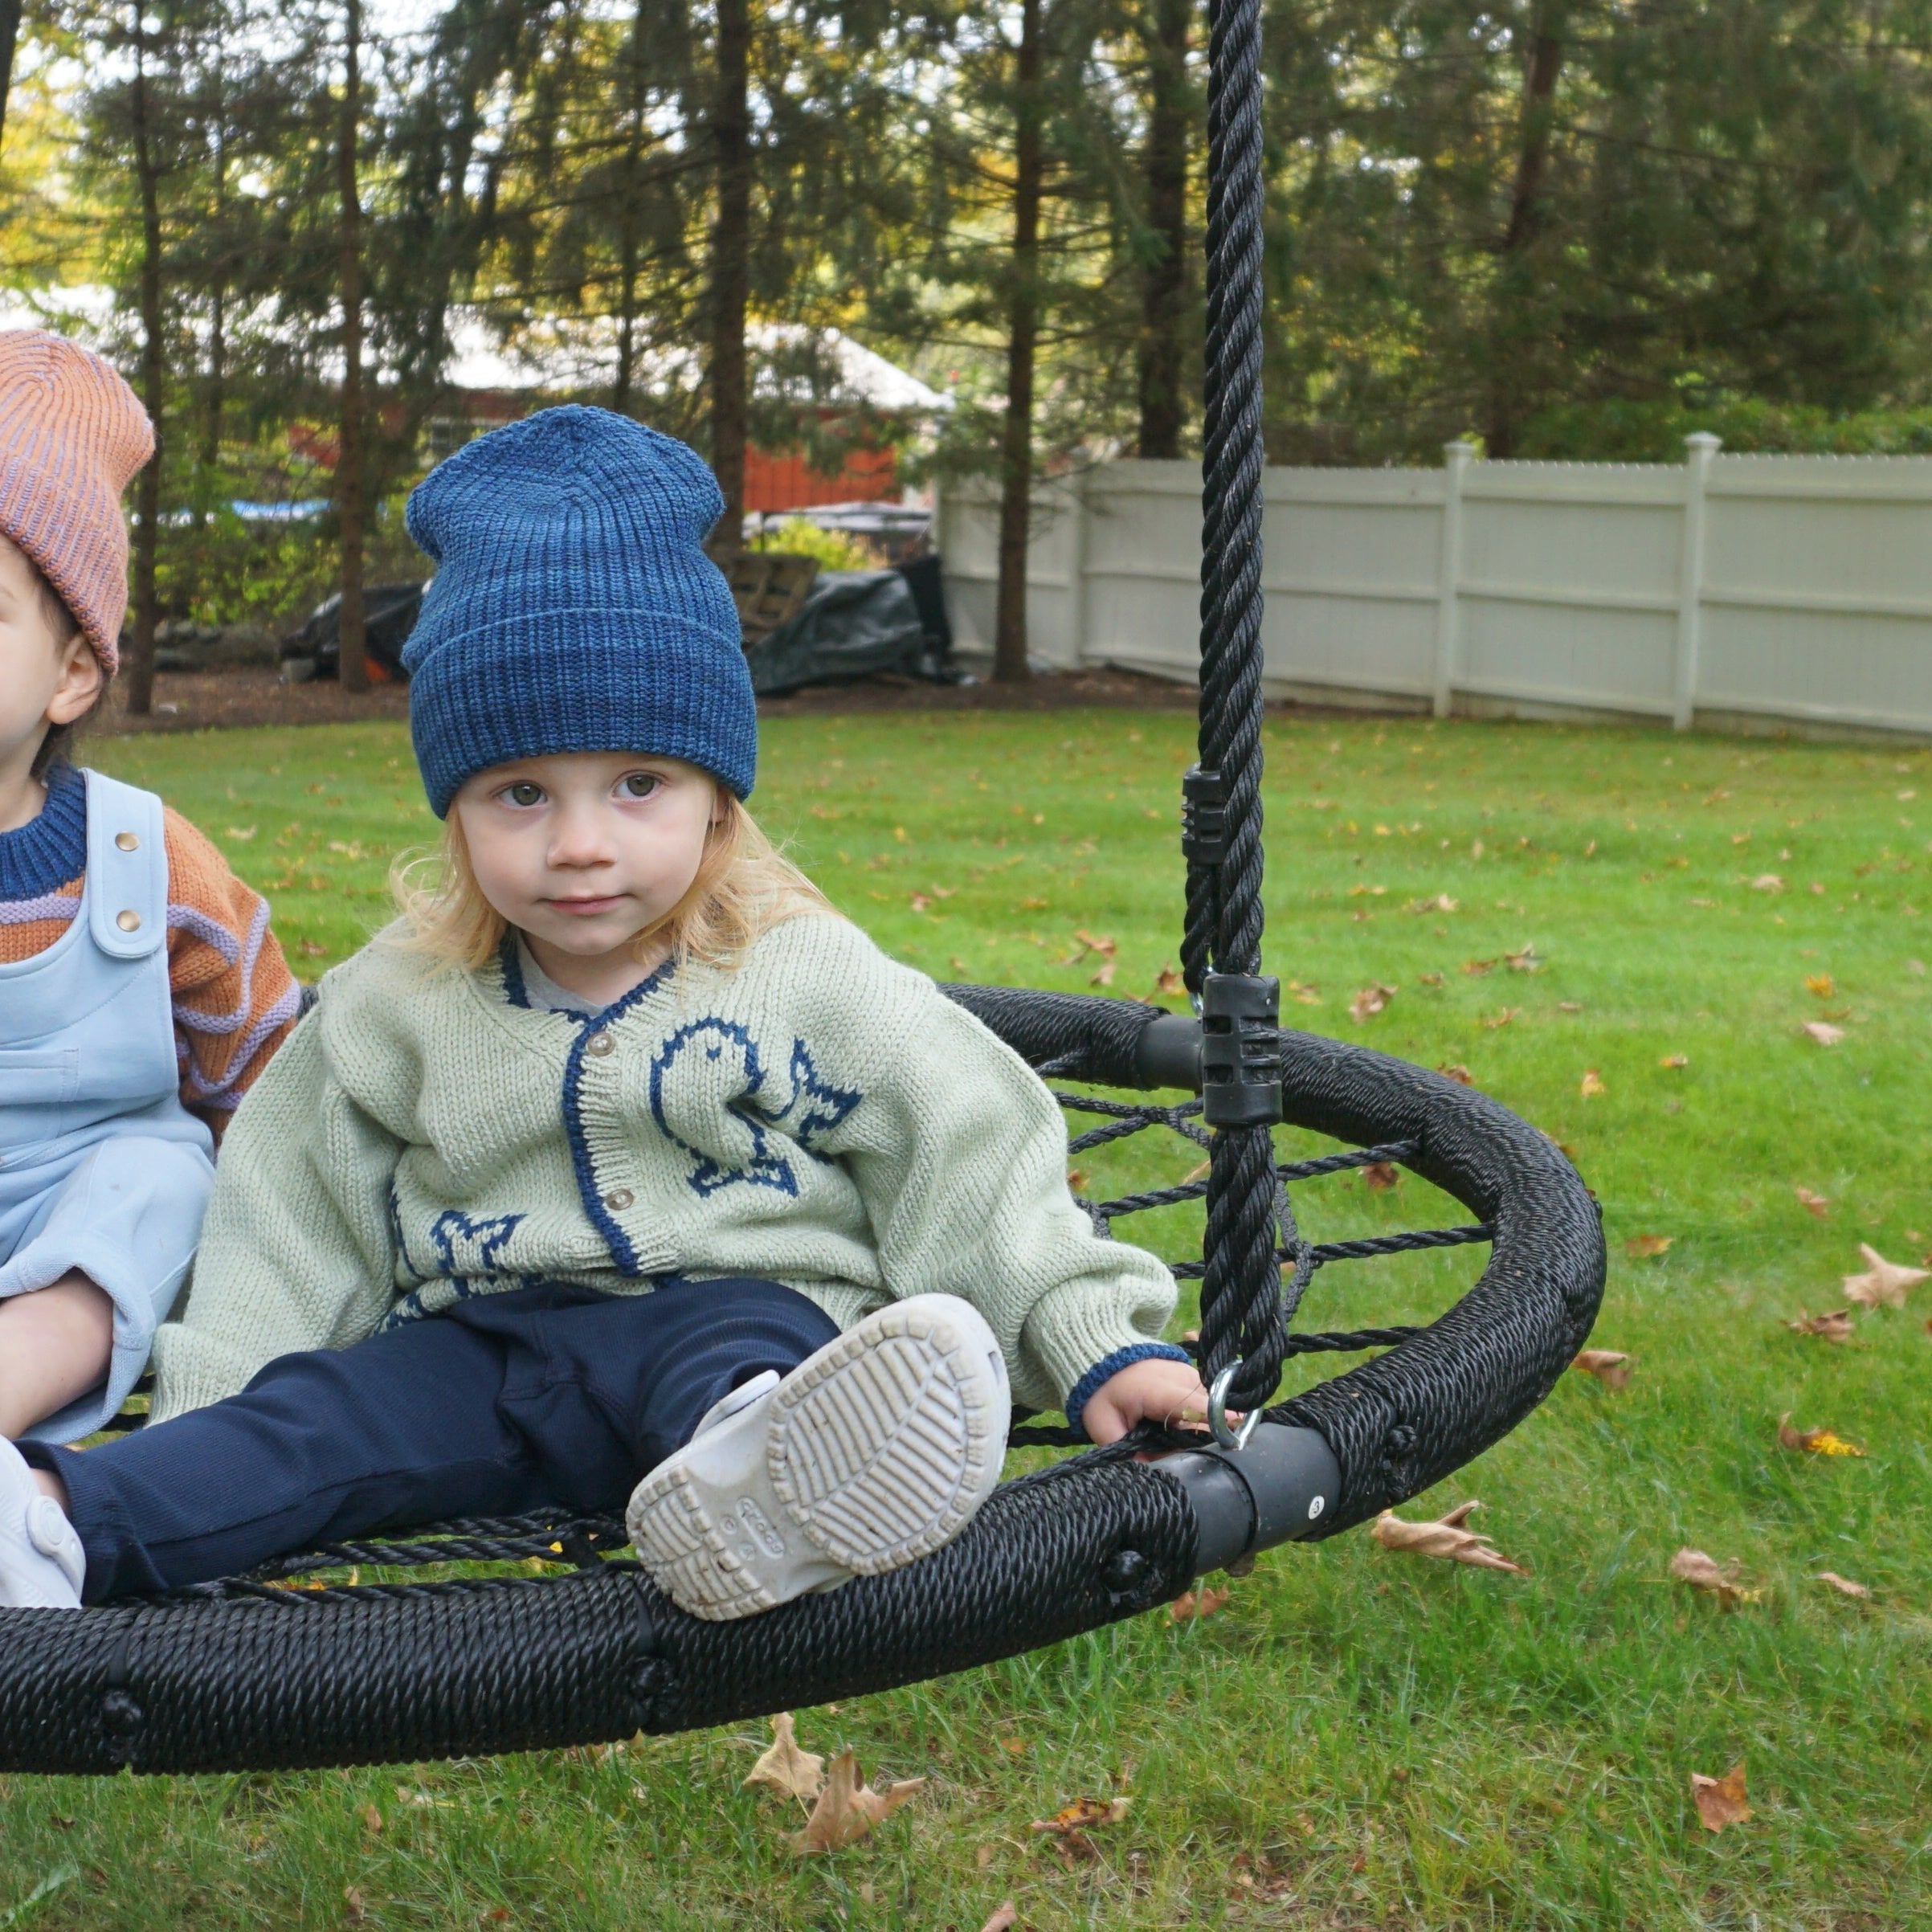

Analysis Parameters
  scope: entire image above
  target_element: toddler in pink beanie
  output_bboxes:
[0,330,299,1453]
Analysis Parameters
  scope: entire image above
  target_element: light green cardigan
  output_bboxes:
[150,913,1178,1422]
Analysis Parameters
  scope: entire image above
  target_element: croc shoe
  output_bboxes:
[627,1294,1009,1621]
[0,1436,83,1608]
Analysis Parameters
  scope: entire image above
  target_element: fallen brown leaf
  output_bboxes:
[1815,1570,1872,1599]
[344,1886,368,1923]
[1072,928,1117,959]
[1803,1020,1846,1046]
[1462,957,1498,977]
[1504,943,1542,973]
[1794,1186,1831,1218]
[1031,1796,1132,1837]
[1626,1233,1673,1259]
[1669,1547,1760,1607]
[1066,1168,1089,1192]
[1690,1762,1753,1832]
[1660,1053,1689,1069]
[1786,1306,1856,1342]
[1483,1007,1521,1030]
[1437,1062,1474,1084]
[357,1802,382,1833]
[1777,1413,1865,1456]
[788,1750,924,1854]
[1361,1161,1400,1191]
[745,1711,826,1805]
[979,1903,1019,1932]
[1571,1348,1632,1390]
[1750,873,1786,893]
[1842,1242,1930,1309]
[1169,1584,1231,1621]
[1805,973,1835,999]
[1407,892,1458,914]
[1370,1501,1526,1575]
[1154,964,1186,999]
[1090,962,1117,987]
[1579,1068,1606,1097]
[1350,982,1397,1022]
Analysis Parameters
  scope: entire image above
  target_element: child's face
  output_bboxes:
[0,537,98,774]
[452,750,722,962]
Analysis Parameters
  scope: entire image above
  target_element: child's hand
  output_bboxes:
[1080,1355,1226,1444]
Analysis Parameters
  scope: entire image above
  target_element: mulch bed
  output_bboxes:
[96,666,1207,737]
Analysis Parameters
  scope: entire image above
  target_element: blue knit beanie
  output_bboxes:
[402,406,754,817]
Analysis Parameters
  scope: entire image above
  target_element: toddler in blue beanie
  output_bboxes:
[0,406,1211,1618]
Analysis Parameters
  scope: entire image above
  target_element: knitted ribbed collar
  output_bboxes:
[0,759,87,901]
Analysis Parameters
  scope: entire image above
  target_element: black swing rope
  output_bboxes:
[0,0,1605,1775]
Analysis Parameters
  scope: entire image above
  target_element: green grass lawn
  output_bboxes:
[3,707,1930,1930]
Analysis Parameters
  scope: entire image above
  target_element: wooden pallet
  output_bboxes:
[707,546,819,645]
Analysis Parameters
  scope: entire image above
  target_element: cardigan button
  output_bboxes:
[586,1031,615,1056]
[115,830,140,852]
[116,909,142,933]
[604,1187,634,1211]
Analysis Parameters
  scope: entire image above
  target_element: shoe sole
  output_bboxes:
[627,1297,1007,1621]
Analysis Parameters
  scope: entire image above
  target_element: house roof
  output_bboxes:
[450,315,951,415]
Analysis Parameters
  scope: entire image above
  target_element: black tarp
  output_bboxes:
[743,566,943,696]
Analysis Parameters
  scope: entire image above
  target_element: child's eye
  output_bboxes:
[619,773,661,799]
[503,782,545,807]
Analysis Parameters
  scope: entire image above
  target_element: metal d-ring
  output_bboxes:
[1207,1363,1260,1452]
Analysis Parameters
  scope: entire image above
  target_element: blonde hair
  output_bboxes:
[393,788,834,976]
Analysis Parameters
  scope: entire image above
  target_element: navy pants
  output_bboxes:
[23,1277,839,1603]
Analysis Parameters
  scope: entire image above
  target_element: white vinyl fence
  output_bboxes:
[936,439,1932,737]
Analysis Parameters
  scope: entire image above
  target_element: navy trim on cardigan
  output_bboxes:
[497,933,533,1009]
[0,760,87,901]
[1063,1341,1195,1440]
[558,956,677,1276]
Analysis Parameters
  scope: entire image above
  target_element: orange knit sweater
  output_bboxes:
[0,764,298,1131]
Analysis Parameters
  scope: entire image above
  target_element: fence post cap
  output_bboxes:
[1684,431,1723,456]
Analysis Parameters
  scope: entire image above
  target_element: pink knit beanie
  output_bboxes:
[0,330,154,675]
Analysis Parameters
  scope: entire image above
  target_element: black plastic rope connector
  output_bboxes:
[1180,764,1227,865]
[1199,972,1281,1126]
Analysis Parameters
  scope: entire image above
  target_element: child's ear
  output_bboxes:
[46,632,103,725]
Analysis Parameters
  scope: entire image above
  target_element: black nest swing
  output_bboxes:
[0,0,1604,1778]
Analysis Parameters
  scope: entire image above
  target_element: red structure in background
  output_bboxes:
[292,413,897,514]
[744,442,896,513]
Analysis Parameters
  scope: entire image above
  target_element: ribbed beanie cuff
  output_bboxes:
[410,612,758,815]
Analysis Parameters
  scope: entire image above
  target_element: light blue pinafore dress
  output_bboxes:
[0,770,216,1442]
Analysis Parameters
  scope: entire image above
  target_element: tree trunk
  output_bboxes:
[992,0,1044,684]
[1137,0,1189,460]
[0,0,22,160]
[612,0,647,417]
[708,0,750,551]
[1486,4,1565,460]
[201,91,226,485]
[126,11,165,719]
[337,0,367,692]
